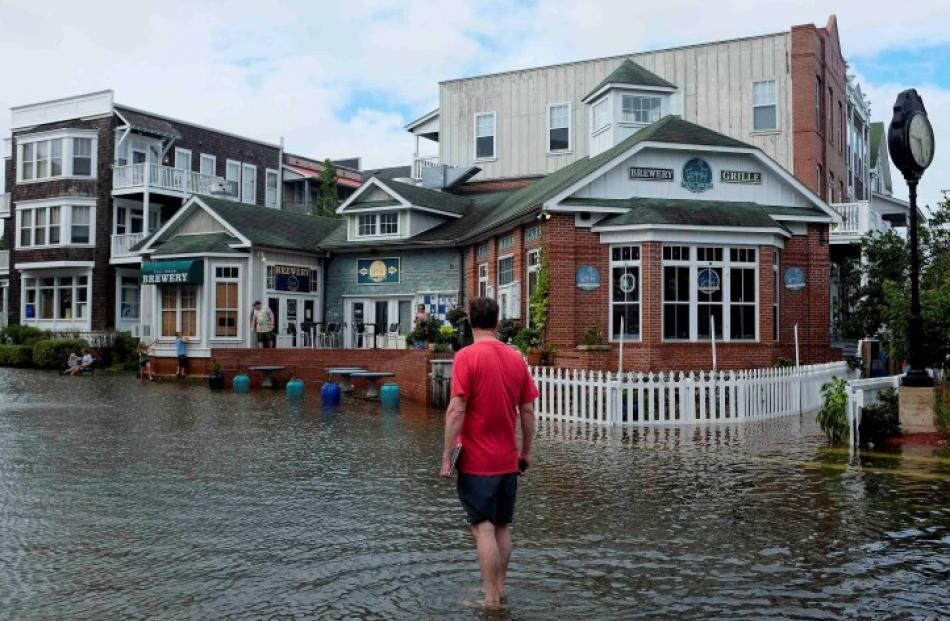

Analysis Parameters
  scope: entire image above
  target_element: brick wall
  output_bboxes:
[460,219,543,317]
[791,17,848,201]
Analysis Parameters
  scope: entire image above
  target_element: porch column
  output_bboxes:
[143,163,151,234]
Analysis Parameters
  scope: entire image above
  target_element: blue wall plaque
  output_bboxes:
[682,158,713,193]
[576,265,601,291]
[784,267,806,291]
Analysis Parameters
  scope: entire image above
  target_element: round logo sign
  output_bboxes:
[368,259,388,283]
[618,272,637,293]
[697,268,721,294]
[682,158,713,193]
[576,265,601,291]
[784,267,806,291]
[286,275,299,291]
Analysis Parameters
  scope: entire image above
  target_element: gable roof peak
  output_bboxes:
[583,58,677,102]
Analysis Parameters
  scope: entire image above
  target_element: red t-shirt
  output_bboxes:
[450,339,539,475]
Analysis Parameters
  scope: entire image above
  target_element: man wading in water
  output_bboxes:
[440,297,538,608]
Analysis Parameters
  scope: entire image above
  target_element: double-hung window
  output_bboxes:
[772,250,780,341]
[119,276,140,321]
[265,169,279,207]
[610,245,641,341]
[242,163,257,204]
[214,266,240,338]
[478,263,489,298]
[200,153,216,177]
[662,245,691,340]
[752,80,777,131]
[18,132,96,182]
[226,160,241,200]
[71,206,90,244]
[475,112,496,159]
[729,249,757,340]
[621,95,661,124]
[526,249,541,326]
[72,138,92,176]
[497,256,514,287]
[174,148,192,171]
[548,103,570,152]
[161,285,198,337]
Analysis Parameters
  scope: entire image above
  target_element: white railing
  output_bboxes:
[830,201,889,238]
[0,249,8,271]
[412,155,439,179]
[531,361,849,426]
[113,163,239,199]
[0,193,10,218]
[844,374,904,450]
[111,232,148,259]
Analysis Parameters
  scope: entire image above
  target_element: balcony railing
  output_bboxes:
[0,249,9,272]
[0,193,10,218]
[830,201,889,239]
[111,232,148,260]
[411,155,439,179]
[113,163,239,199]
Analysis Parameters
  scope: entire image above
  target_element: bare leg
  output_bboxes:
[470,521,502,607]
[494,524,513,599]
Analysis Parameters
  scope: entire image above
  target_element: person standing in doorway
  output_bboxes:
[175,332,188,379]
[440,297,538,608]
[251,301,275,348]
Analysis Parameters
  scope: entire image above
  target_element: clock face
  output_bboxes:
[908,113,935,169]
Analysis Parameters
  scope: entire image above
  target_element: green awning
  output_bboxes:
[140,260,204,285]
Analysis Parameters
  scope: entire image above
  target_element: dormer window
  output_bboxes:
[621,95,661,124]
[358,214,377,236]
[356,212,399,238]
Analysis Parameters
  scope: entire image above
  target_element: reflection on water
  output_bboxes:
[0,369,947,620]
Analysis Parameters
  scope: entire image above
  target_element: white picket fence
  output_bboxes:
[530,361,849,426]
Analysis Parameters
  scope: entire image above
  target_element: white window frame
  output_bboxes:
[591,97,610,135]
[497,254,514,287]
[16,129,98,183]
[752,79,778,132]
[620,94,662,125]
[212,264,242,340]
[354,212,400,238]
[265,168,279,208]
[474,111,496,161]
[174,148,192,171]
[526,248,541,326]
[660,245,759,343]
[379,212,399,236]
[21,273,91,325]
[159,284,200,339]
[117,273,141,322]
[477,263,489,298]
[497,234,514,252]
[200,153,216,177]
[241,163,257,204]
[547,102,571,153]
[609,244,642,342]
[15,198,96,249]
[772,250,780,342]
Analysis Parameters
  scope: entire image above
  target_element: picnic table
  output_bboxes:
[249,365,286,388]
[325,367,367,393]
[350,371,396,399]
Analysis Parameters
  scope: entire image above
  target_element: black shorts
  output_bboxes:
[457,472,518,526]
[177,355,187,367]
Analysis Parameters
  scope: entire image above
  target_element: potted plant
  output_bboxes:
[513,327,543,366]
[577,325,609,351]
[208,358,224,390]
[407,316,442,349]
[497,318,520,344]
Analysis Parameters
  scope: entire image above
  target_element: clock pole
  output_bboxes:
[905,177,930,386]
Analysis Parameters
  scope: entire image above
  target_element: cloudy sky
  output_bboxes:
[2,0,949,208]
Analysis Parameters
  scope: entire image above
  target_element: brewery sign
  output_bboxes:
[274,264,312,292]
[629,166,674,181]
[720,169,762,184]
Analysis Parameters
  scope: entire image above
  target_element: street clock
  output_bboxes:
[888,89,935,180]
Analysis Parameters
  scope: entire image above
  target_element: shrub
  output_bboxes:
[96,333,139,370]
[512,327,542,354]
[407,316,442,346]
[935,384,950,434]
[774,356,795,368]
[497,318,520,344]
[580,325,605,346]
[817,377,849,445]
[0,344,34,367]
[32,339,88,369]
[0,325,49,346]
[859,388,901,444]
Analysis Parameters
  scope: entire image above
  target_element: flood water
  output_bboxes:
[0,368,948,620]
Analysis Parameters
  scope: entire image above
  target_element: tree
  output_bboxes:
[842,198,950,369]
[315,158,340,218]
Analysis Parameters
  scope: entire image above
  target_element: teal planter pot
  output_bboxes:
[233,374,251,393]
[286,378,305,400]
[380,382,400,409]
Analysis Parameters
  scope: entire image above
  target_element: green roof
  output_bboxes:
[869,122,884,168]
[590,198,791,231]
[584,59,676,101]
[152,232,240,255]
[371,178,471,215]
[344,199,401,211]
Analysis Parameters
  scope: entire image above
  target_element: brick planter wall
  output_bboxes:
[151,348,434,404]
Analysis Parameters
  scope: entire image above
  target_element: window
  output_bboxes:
[817,164,823,199]
[548,103,570,152]
[22,275,88,322]
[772,250,780,341]
[526,249,541,326]
[476,243,489,259]
[815,76,822,133]
[829,173,835,203]
[161,285,198,337]
[214,266,240,338]
[478,263,489,298]
[621,95,661,124]
[17,132,97,182]
[828,87,834,142]
[475,112,496,159]
[358,214,376,236]
[266,265,275,290]
[119,276,140,320]
[265,169,279,207]
[752,80,777,131]
[838,101,845,152]
[498,256,514,287]
[241,163,257,204]
[17,203,92,248]
[661,245,759,341]
[610,245,640,341]
[379,212,398,235]
[226,160,241,199]
[200,153,216,177]
[174,148,192,171]
[497,234,514,251]
[524,224,541,242]
[592,98,610,132]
